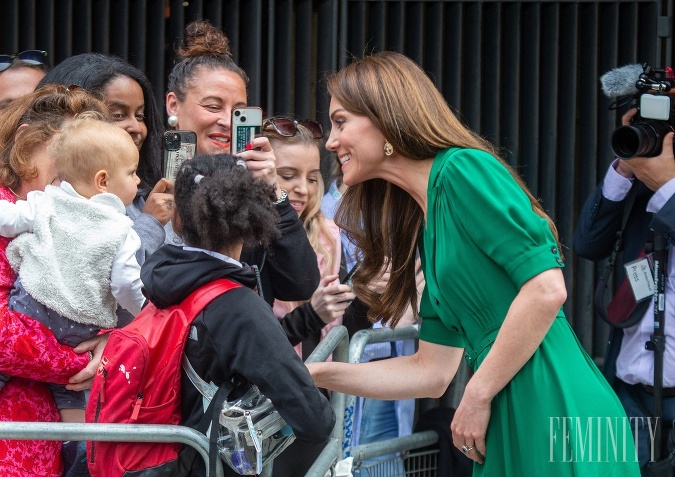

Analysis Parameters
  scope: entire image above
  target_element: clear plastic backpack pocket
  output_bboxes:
[217,385,295,475]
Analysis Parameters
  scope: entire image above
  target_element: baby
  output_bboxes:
[0,114,145,422]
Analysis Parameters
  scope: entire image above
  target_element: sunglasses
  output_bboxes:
[0,50,48,73]
[264,116,324,139]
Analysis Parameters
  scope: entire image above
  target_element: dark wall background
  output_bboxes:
[1,0,673,361]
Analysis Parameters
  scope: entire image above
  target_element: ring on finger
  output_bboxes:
[461,445,474,455]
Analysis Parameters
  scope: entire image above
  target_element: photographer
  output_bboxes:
[574,104,675,469]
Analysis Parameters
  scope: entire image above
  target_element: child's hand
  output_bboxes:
[66,333,110,391]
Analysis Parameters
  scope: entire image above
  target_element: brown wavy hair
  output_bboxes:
[329,51,560,327]
[0,84,108,192]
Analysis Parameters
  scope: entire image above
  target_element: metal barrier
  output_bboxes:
[0,325,427,477]
[345,326,421,458]
[343,327,442,477]
[0,421,224,476]
[304,325,351,477]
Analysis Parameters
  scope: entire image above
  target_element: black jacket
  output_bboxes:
[243,198,320,305]
[574,179,675,384]
[141,245,335,476]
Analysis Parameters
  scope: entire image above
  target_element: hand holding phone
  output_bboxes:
[163,130,197,182]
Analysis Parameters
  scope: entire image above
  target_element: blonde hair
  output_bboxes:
[329,51,560,326]
[51,115,132,185]
[265,122,336,275]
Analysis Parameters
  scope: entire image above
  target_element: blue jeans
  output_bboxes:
[356,399,405,477]
[615,380,675,468]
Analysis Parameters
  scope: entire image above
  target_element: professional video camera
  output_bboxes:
[600,63,675,159]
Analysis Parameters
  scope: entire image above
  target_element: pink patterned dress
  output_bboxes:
[0,185,89,476]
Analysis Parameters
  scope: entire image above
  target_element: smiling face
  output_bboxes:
[326,97,389,186]
[166,66,247,156]
[102,75,148,151]
[273,142,322,217]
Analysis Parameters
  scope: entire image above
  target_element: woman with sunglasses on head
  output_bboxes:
[0,50,48,109]
[0,84,111,477]
[165,20,320,305]
[265,117,354,349]
[307,52,640,476]
[39,53,172,265]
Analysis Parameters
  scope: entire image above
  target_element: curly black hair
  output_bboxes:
[174,154,280,252]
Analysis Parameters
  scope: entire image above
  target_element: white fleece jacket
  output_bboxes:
[0,182,144,328]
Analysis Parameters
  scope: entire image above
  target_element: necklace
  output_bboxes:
[6,187,23,200]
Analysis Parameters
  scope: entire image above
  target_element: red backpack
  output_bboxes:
[85,278,241,477]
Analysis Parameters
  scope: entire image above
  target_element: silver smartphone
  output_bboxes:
[231,106,263,155]
[163,130,197,182]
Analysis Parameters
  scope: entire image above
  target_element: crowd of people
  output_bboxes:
[0,16,670,477]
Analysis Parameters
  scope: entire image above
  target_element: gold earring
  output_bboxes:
[384,142,394,156]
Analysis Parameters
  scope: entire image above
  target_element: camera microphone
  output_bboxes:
[600,64,644,98]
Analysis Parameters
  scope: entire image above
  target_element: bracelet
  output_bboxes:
[274,189,288,204]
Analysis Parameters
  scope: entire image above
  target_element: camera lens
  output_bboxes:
[234,110,241,117]
[611,120,674,159]
[240,116,247,123]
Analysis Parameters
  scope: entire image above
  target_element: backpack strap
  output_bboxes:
[183,354,218,400]
[178,278,241,321]
[175,278,240,477]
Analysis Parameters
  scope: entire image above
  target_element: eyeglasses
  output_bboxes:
[0,50,48,73]
[263,116,324,139]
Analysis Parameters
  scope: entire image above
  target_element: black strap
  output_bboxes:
[594,185,639,323]
[207,383,234,477]
[181,381,235,477]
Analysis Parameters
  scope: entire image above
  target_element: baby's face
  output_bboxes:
[105,139,140,206]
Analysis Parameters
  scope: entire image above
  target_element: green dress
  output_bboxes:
[418,148,640,476]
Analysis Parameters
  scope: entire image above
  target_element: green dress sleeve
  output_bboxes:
[438,148,563,288]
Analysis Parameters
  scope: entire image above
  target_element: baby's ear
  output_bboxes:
[93,169,109,193]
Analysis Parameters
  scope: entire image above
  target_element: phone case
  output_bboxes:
[231,107,263,154]
[163,130,197,182]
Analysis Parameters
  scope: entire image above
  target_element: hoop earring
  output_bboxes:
[384,142,394,156]
[167,115,178,128]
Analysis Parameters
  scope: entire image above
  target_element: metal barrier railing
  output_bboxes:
[304,325,350,477]
[345,326,421,457]
[0,421,224,476]
[349,430,438,462]
[0,325,428,477]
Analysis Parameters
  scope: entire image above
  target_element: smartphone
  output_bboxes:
[341,263,360,285]
[231,106,263,155]
[163,130,197,182]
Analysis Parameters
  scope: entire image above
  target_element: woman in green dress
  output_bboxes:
[308,51,640,476]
